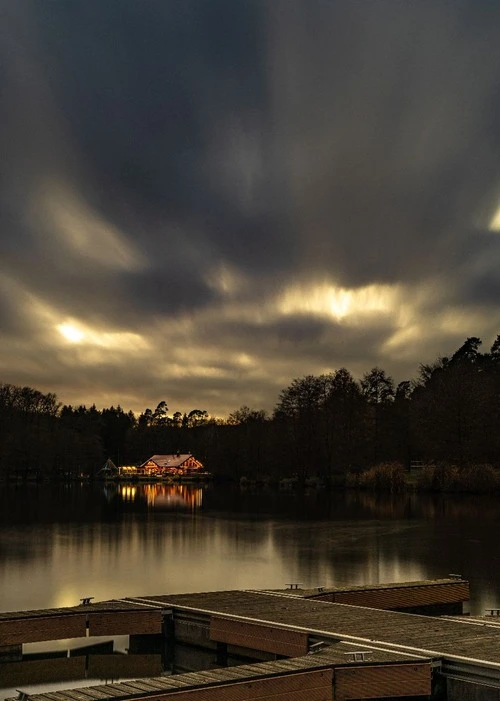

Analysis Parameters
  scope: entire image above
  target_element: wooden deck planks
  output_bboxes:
[7,646,428,701]
[0,601,164,624]
[74,688,121,700]
[4,580,500,701]
[145,589,500,663]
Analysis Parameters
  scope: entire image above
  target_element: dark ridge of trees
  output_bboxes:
[1,333,500,482]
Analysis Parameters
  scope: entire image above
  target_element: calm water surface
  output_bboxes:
[2,483,500,699]
[1,482,500,614]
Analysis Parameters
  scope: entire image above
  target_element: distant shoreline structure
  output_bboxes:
[97,453,213,483]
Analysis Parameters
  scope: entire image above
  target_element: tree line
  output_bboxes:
[1,335,499,482]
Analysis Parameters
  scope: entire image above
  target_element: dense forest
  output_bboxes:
[1,335,500,483]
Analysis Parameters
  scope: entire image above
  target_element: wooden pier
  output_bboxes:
[2,578,500,700]
[6,646,431,701]
[300,576,470,614]
[0,600,164,647]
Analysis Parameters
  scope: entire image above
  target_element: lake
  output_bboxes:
[1,482,499,614]
[1,482,500,697]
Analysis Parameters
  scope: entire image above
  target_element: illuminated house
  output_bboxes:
[139,453,205,477]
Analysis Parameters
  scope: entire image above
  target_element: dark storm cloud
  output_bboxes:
[29,0,291,274]
[440,232,500,308]
[265,1,500,283]
[2,0,500,414]
[0,287,24,335]
[463,275,500,308]
[194,313,396,368]
[123,266,219,317]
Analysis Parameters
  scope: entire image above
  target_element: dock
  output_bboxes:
[9,647,432,701]
[2,577,500,700]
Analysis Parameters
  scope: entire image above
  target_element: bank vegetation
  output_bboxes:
[1,335,500,492]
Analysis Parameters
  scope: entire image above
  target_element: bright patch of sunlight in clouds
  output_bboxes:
[235,353,255,368]
[58,323,84,343]
[384,325,422,352]
[437,307,494,334]
[489,204,500,232]
[57,319,148,352]
[39,181,145,271]
[278,282,401,321]
[20,293,150,357]
[159,349,257,382]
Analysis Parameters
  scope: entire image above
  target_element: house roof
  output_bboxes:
[98,458,118,474]
[141,453,201,469]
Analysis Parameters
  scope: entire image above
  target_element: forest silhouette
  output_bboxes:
[1,335,499,488]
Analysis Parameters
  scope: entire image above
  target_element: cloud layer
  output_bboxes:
[1,0,500,416]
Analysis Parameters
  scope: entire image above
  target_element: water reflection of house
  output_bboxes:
[143,484,203,509]
[139,453,206,478]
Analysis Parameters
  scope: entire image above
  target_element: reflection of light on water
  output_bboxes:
[119,485,137,501]
[24,635,129,655]
[53,584,82,610]
[1,634,136,701]
[115,483,203,509]
[143,484,203,509]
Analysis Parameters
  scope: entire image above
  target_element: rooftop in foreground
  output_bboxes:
[11,643,429,701]
[2,578,497,701]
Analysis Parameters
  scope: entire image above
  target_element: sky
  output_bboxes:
[1,0,500,418]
